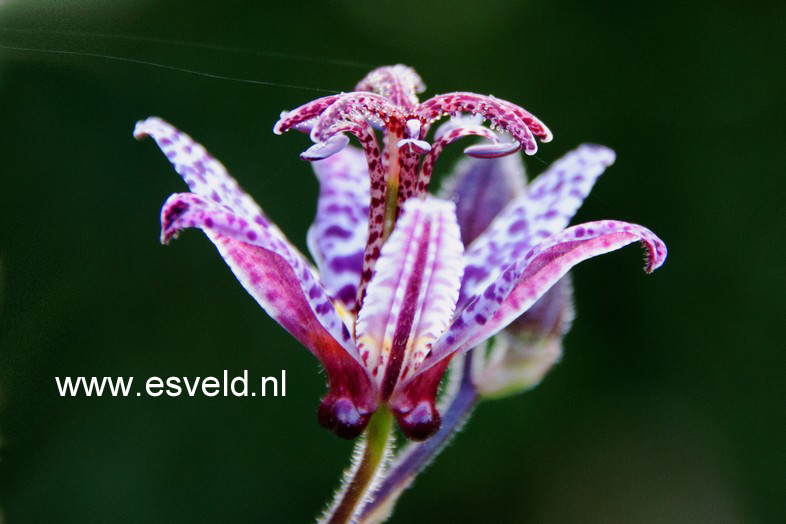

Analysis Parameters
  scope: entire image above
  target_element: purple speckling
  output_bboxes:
[483,284,497,299]
[509,220,528,234]
[329,252,364,273]
[323,225,353,239]
[315,301,333,315]
[462,265,489,284]
[336,284,357,305]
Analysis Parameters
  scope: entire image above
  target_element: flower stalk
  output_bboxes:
[360,352,479,523]
[324,408,395,524]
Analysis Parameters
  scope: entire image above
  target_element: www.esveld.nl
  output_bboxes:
[55,370,286,397]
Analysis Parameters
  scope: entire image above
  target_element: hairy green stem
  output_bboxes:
[324,409,394,524]
[359,352,479,523]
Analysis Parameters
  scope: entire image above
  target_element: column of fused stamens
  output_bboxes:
[416,92,542,154]
[310,96,406,281]
[395,138,423,211]
[275,93,401,319]
[416,122,499,196]
[325,119,389,319]
[355,64,425,111]
[302,113,391,321]
[354,114,404,314]
[310,92,401,144]
[392,117,429,208]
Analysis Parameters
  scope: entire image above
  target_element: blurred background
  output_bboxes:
[0,0,784,522]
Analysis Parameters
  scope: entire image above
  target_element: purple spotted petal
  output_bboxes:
[307,146,370,311]
[137,118,360,364]
[525,144,616,233]
[355,197,464,400]
[134,117,266,222]
[207,233,373,397]
[420,220,667,371]
[506,275,574,339]
[159,192,359,358]
[193,230,377,434]
[356,64,425,110]
[438,154,526,246]
[458,144,616,305]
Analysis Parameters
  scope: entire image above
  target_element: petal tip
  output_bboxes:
[643,239,667,274]
[580,143,616,165]
[133,117,158,140]
[159,195,192,244]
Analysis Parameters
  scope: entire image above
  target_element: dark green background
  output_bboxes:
[1,1,784,522]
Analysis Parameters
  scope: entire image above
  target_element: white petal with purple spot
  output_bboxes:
[459,144,616,305]
[140,118,360,362]
[422,219,667,372]
[307,146,371,311]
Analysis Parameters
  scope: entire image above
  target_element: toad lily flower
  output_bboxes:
[135,65,666,443]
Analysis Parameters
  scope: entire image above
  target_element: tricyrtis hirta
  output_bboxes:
[137,64,666,522]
